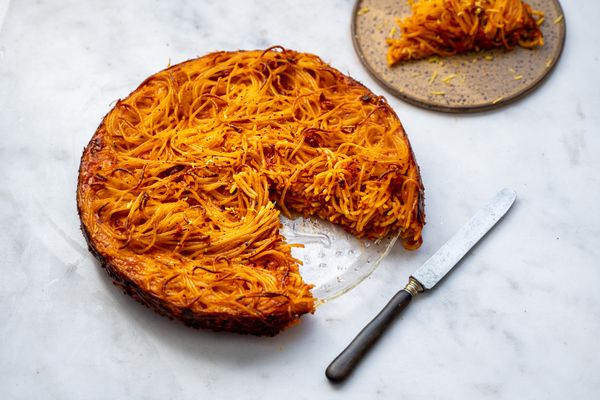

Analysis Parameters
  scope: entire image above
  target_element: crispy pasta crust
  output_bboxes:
[77,48,425,335]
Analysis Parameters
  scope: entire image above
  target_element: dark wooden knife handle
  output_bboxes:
[325,289,413,383]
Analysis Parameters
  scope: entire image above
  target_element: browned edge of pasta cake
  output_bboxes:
[77,123,307,336]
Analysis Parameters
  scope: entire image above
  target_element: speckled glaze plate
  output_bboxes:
[352,0,566,112]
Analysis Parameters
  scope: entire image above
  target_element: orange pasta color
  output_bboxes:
[387,0,544,65]
[77,48,425,335]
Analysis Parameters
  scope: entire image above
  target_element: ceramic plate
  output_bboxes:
[352,0,566,112]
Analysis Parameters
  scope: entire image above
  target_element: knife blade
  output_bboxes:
[325,188,516,383]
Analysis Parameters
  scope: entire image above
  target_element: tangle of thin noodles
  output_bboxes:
[78,48,424,330]
[387,0,544,65]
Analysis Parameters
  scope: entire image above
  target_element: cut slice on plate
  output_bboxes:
[77,47,425,335]
[387,0,545,65]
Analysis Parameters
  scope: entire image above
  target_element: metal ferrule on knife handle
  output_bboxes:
[404,277,424,297]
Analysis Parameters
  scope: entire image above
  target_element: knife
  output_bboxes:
[325,188,517,383]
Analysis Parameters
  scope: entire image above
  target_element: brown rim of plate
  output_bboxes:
[351,0,566,113]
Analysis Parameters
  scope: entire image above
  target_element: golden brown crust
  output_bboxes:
[77,48,425,335]
[78,151,298,336]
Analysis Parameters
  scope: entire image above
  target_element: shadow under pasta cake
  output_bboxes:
[77,47,425,335]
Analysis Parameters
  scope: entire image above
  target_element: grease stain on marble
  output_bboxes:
[562,128,585,166]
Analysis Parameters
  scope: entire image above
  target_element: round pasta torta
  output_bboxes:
[77,47,425,335]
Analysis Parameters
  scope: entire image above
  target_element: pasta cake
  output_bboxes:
[387,0,545,65]
[77,47,425,335]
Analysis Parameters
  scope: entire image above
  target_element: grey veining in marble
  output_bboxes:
[1,1,600,399]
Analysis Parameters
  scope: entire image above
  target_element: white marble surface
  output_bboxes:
[1,1,599,399]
